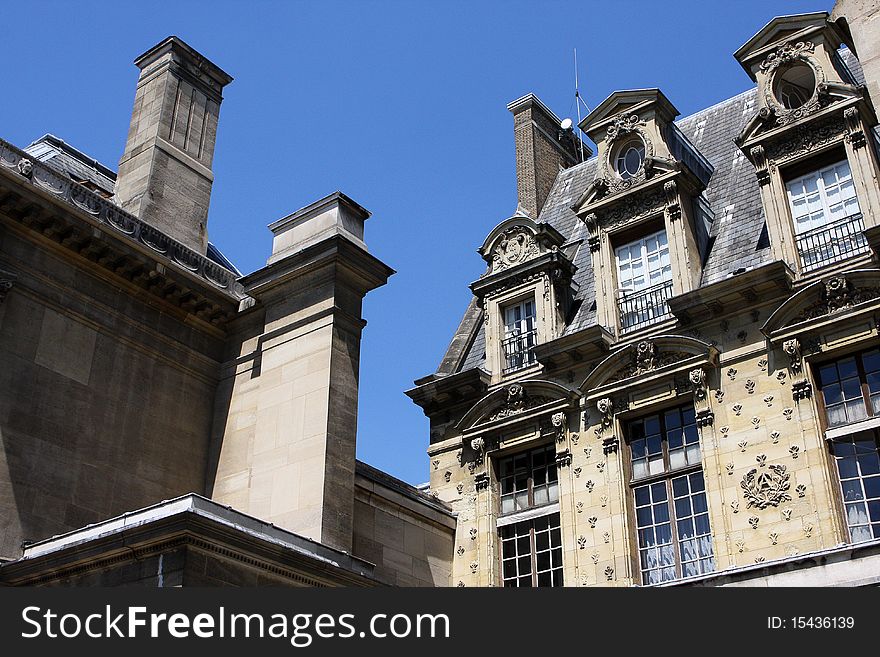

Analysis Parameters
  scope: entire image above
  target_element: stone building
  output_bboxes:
[408,4,880,587]
[2,4,880,589]
[0,36,454,586]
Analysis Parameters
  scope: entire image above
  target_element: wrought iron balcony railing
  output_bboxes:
[502,328,537,373]
[796,213,869,273]
[618,280,674,333]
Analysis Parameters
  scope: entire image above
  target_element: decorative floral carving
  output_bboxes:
[595,189,665,228]
[591,552,600,564]
[457,581,465,588]
[491,228,540,272]
[600,495,608,508]
[764,395,774,407]
[588,516,597,528]
[745,379,756,394]
[733,403,743,416]
[736,540,745,553]
[731,499,740,513]
[469,528,478,541]
[470,561,479,573]
[432,459,439,470]
[789,445,800,459]
[578,535,587,549]
[596,397,614,435]
[444,470,452,483]
[769,532,779,546]
[576,501,584,513]
[751,417,761,429]
[727,368,737,381]
[487,384,554,422]
[726,462,735,475]
[596,461,605,473]
[755,556,766,564]
[720,426,729,435]
[741,464,792,509]
[796,484,807,498]
[783,408,793,421]
[606,114,643,141]
[571,433,579,445]
[470,437,485,454]
[689,367,707,400]
[714,390,725,403]
[456,483,464,495]
[756,454,767,467]
[771,431,780,444]
[603,531,610,544]
[573,467,582,478]
[759,41,815,73]
[777,370,787,384]
[551,411,567,442]
[804,523,813,538]
[844,106,866,148]
[457,546,465,556]
[584,446,592,459]
[604,565,614,581]
[782,508,792,521]
[749,516,760,529]
[766,118,845,165]
[738,440,748,452]
[585,479,595,492]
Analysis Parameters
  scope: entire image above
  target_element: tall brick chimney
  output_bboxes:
[114,37,232,254]
[507,94,589,218]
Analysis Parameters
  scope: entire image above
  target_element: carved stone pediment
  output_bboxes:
[490,228,540,273]
[763,272,880,334]
[456,380,576,432]
[604,341,695,385]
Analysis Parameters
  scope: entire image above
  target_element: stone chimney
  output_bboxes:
[507,93,590,218]
[210,192,394,553]
[114,37,232,254]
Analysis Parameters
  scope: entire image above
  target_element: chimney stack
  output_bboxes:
[115,37,232,254]
[507,94,589,218]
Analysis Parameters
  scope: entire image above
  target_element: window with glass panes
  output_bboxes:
[785,159,867,271]
[627,405,715,584]
[499,445,558,515]
[500,514,563,587]
[615,230,673,331]
[502,298,537,372]
[816,349,880,428]
[816,349,880,543]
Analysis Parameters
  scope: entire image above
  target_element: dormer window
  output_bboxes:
[773,62,816,110]
[615,137,646,180]
[785,158,868,272]
[615,229,673,331]
[502,298,537,373]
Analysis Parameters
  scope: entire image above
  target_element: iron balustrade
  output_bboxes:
[796,213,868,273]
[618,281,674,332]
[502,328,537,373]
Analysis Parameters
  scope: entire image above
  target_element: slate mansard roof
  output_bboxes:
[443,49,866,375]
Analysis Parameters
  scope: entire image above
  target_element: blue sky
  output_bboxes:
[4,0,825,484]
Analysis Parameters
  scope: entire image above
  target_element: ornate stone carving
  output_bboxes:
[764,395,774,407]
[844,106,866,148]
[759,41,815,73]
[602,435,619,454]
[751,144,770,185]
[695,408,714,428]
[756,454,767,467]
[771,431,780,444]
[783,408,793,421]
[576,501,584,513]
[783,338,802,374]
[606,342,695,384]
[736,540,745,553]
[600,495,608,508]
[591,552,600,564]
[585,479,595,493]
[758,358,768,372]
[727,368,737,381]
[604,565,614,581]
[491,228,540,272]
[474,472,490,490]
[595,397,614,435]
[457,546,465,556]
[766,117,845,165]
[17,158,33,178]
[769,532,779,545]
[792,379,812,401]
[751,417,761,429]
[733,403,743,416]
[595,189,665,230]
[432,459,439,470]
[603,531,610,544]
[470,561,479,574]
[588,235,601,252]
[796,483,807,498]
[741,464,792,509]
[444,470,452,483]
[726,462,735,475]
[469,528,478,541]
[555,449,572,468]
[573,467,582,478]
[587,516,597,529]
[748,516,760,529]
[738,440,748,452]
[782,508,792,521]
[456,483,464,495]
[551,411,567,442]
[663,180,681,221]
[486,384,553,422]
[745,379,756,395]
[731,499,740,513]
[578,535,587,549]
[606,114,643,141]
[714,389,724,404]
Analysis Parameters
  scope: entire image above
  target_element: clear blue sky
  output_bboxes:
[4,0,825,484]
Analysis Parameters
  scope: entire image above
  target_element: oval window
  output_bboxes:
[774,62,816,110]
[615,138,645,180]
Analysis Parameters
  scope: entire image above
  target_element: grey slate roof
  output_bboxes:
[440,49,866,375]
[24,134,117,196]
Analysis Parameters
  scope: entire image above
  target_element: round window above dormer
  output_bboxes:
[614,137,646,180]
[773,62,816,110]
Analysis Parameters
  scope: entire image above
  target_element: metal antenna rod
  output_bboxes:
[574,48,585,163]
